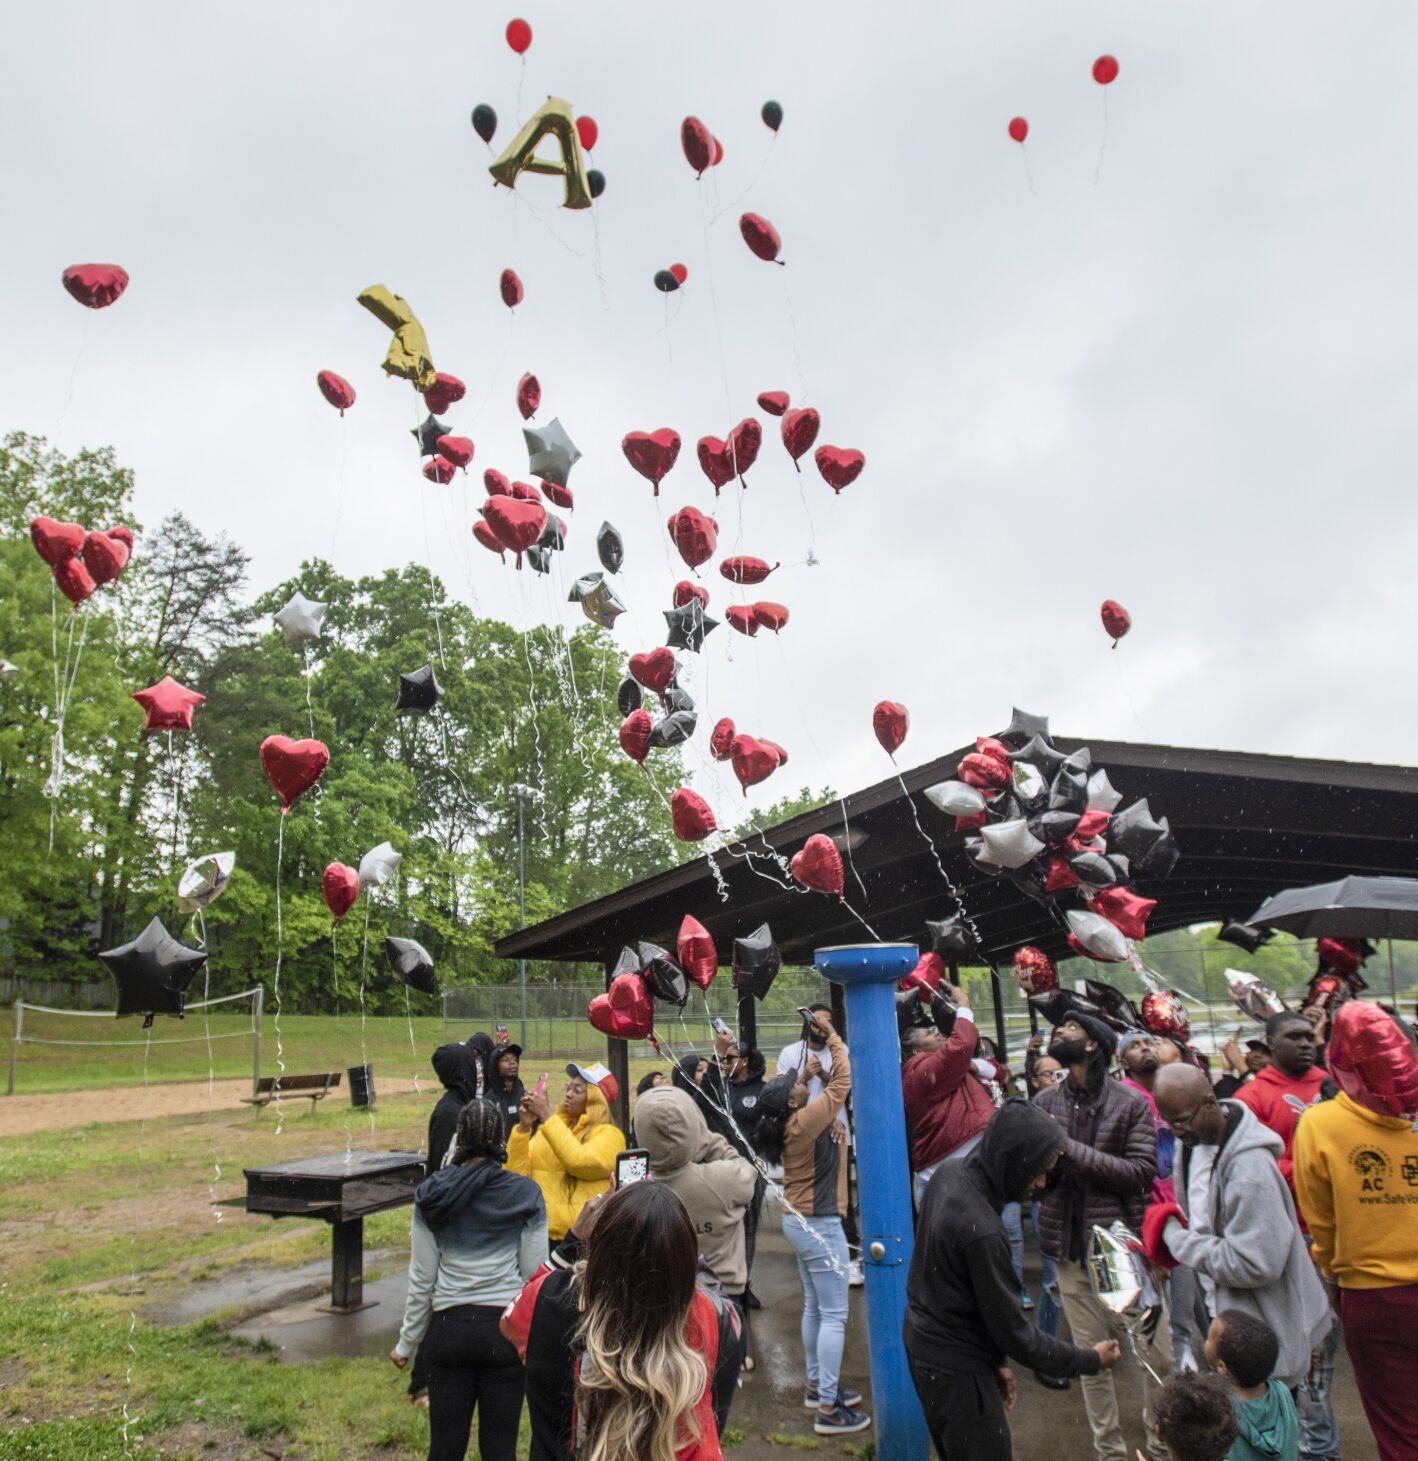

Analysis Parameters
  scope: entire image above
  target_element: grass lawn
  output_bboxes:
[0,1048,676,1460]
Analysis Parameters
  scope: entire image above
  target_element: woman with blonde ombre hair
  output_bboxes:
[509,1061,626,1240]
[501,1181,741,1461]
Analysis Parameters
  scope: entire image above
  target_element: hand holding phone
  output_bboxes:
[710,1016,733,1040]
[534,1072,548,1099]
[615,1148,650,1189]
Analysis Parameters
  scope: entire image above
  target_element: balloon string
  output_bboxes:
[841,897,882,941]
[53,315,89,445]
[197,913,222,1225]
[272,811,286,1134]
[303,644,316,739]
[47,607,90,854]
[781,272,810,404]
[1020,144,1039,198]
[1094,89,1110,188]
[331,923,340,1015]
[696,182,736,411]
[404,985,422,1098]
[706,130,778,228]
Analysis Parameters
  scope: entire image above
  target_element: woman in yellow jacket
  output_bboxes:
[508,1061,625,1240]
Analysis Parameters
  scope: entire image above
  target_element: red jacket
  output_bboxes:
[1234,1064,1328,1190]
[902,1013,996,1172]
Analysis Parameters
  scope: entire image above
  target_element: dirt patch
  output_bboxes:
[142,1421,292,1460]
[0,1077,422,1138]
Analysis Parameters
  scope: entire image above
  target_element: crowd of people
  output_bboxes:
[385,988,1418,1461]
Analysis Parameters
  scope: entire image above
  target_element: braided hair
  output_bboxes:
[452,1097,509,1166]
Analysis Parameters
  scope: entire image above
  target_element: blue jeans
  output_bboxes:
[1002,1202,1025,1290]
[1297,1318,1341,1461]
[1022,1202,1061,1337]
[784,1214,850,1405]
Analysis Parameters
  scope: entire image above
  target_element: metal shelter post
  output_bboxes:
[815,943,929,1461]
[251,986,263,1097]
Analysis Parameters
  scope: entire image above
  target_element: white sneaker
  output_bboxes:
[847,1259,865,1288]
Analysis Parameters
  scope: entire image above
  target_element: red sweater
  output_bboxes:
[902,1013,996,1172]
[1234,1064,1328,1189]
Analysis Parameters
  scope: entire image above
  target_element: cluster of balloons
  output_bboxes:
[30,515,133,606]
[923,709,1178,964]
[1007,55,1119,146]
[709,718,788,793]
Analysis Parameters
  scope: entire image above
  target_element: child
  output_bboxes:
[1204,1310,1300,1461]
[1154,1369,1240,1461]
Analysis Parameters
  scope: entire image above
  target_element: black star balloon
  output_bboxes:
[1048,749,1093,812]
[1009,733,1068,775]
[926,911,978,957]
[1082,978,1146,1031]
[538,514,566,552]
[1028,988,1107,1028]
[638,942,688,1006]
[1139,820,1180,879]
[597,521,624,575]
[663,686,695,714]
[997,708,1052,749]
[386,936,437,995]
[411,414,452,456]
[732,923,781,1000]
[1069,851,1120,887]
[648,710,697,748]
[664,603,718,652]
[610,945,640,980]
[1110,800,1167,863]
[395,664,442,715]
[525,546,553,575]
[1029,809,1081,845]
[617,677,643,716]
[1218,920,1272,954]
[99,917,209,1026]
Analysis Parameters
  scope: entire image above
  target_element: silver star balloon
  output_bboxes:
[580,579,626,629]
[524,417,582,488]
[177,850,236,913]
[0,659,18,681]
[359,840,402,890]
[274,592,327,647]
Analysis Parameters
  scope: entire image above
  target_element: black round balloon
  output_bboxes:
[472,104,497,143]
[761,100,784,132]
[654,270,680,293]
[596,521,624,575]
[617,676,642,717]
[587,169,606,199]
[638,943,689,1006]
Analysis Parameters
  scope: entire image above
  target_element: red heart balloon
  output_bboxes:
[53,556,96,606]
[1101,599,1131,643]
[761,738,788,766]
[436,435,475,470]
[957,751,1012,791]
[483,469,511,497]
[720,556,777,585]
[588,973,655,1041]
[739,212,783,263]
[673,581,709,610]
[901,951,945,997]
[667,507,718,570]
[317,370,356,416]
[107,526,135,552]
[873,701,909,756]
[542,481,573,510]
[681,116,714,175]
[423,372,466,415]
[781,408,820,469]
[710,717,736,761]
[752,602,789,633]
[62,263,129,310]
[815,445,865,493]
[483,497,547,565]
[726,605,758,637]
[757,390,789,417]
[677,915,718,991]
[517,372,541,421]
[618,709,653,764]
[731,734,780,792]
[82,529,131,586]
[500,269,524,309]
[622,429,682,495]
[671,787,717,842]
[259,734,330,813]
[1090,886,1157,942]
[1328,999,1418,1120]
[628,648,677,695]
[730,418,762,483]
[791,834,844,899]
[696,435,736,494]
[473,521,505,559]
[322,862,360,923]
[30,515,86,567]
[511,480,543,502]
[423,457,456,484]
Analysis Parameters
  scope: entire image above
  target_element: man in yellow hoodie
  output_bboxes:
[1292,1001,1418,1461]
[508,1061,625,1241]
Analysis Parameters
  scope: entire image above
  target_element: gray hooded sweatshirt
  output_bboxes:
[633,1085,758,1295]
[1165,1100,1332,1387]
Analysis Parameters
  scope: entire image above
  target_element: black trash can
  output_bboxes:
[348,1063,376,1109]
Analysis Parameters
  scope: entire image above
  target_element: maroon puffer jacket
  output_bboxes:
[902,1015,996,1172]
[1034,1073,1156,1264]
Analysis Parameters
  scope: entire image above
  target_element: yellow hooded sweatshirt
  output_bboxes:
[1293,1091,1418,1289]
[507,1083,625,1240]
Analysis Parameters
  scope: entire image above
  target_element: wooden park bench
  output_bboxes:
[241,1072,342,1111]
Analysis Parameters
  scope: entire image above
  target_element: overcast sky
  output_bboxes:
[7,1,1418,818]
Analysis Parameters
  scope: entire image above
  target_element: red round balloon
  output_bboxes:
[1008,117,1029,144]
[669,263,688,285]
[500,268,524,309]
[681,116,714,175]
[725,605,758,638]
[1093,55,1119,85]
[506,18,532,54]
[317,370,356,416]
[322,863,360,924]
[720,555,776,585]
[423,372,466,415]
[576,116,599,151]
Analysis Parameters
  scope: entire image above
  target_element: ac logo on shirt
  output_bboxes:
[1349,1146,1392,1191]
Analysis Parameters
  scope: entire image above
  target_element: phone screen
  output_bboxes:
[615,1148,650,1189]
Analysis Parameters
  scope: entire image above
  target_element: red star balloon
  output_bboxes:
[132,676,205,732]
[677,915,718,991]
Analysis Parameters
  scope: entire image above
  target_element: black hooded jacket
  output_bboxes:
[426,1043,480,1176]
[904,1100,1104,1379]
[482,1048,526,1139]
[701,1048,768,1156]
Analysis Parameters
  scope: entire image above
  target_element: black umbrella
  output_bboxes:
[1247,876,1418,940]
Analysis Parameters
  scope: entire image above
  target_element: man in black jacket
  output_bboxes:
[905,1101,1121,1460]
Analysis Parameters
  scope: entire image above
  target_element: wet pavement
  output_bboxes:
[151,1214,1379,1460]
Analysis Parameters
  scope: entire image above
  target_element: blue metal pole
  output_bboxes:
[815,942,930,1461]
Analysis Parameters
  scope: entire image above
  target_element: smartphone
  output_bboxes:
[711,1016,733,1040]
[615,1148,651,1189]
[495,1023,509,1044]
[534,1072,548,1099]
[796,1006,822,1032]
